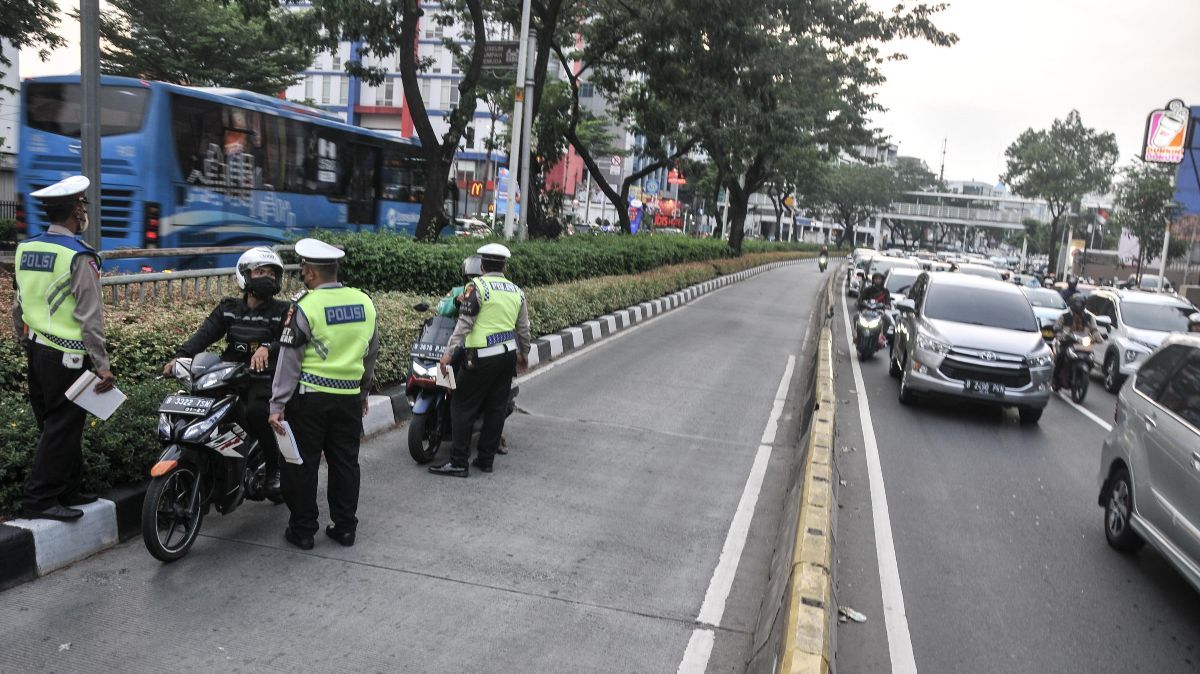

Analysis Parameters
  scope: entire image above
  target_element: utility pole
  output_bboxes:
[517,28,535,240]
[938,138,947,185]
[80,0,102,249]
[502,0,533,239]
[1156,173,1177,290]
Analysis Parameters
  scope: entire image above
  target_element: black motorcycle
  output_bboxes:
[142,353,278,562]
[1055,331,1094,403]
[855,298,887,360]
[818,253,828,272]
[405,303,520,463]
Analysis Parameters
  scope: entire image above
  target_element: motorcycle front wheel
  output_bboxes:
[408,409,443,464]
[142,465,205,562]
[1071,365,1089,403]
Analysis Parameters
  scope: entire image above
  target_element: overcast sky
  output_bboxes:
[21,0,1200,185]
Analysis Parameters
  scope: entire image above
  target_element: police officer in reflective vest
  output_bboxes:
[12,175,116,521]
[268,238,379,549]
[429,243,530,478]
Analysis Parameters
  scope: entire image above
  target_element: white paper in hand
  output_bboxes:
[434,365,456,390]
[274,422,303,465]
[65,371,126,421]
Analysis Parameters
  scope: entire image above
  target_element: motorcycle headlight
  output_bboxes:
[860,317,882,329]
[181,403,230,443]
[1080,336,1092,347]
[195,371,226,391]
[916,334,950,355]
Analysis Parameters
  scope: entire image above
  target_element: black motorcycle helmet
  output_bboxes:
[871,272,885,286]
[1068,294,1085,314]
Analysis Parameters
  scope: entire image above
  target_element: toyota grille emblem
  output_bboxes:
[980,351,997,361]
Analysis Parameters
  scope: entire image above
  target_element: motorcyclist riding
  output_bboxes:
[163,247,289,497]
[818,245,829,272]
[1060,275,1080,302]
[1051,294,1103,392]
[857,272,890,310]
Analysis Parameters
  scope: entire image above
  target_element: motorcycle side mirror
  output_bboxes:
[413,302,430,313]
[895,299,916,313]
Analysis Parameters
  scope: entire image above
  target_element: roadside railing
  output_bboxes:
[98,244,307,306]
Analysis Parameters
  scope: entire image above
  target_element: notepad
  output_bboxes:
[434,365,456,390]
[274,421,303,465]
[65,371,126,421]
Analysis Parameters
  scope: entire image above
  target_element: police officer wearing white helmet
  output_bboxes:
[429,243,531,477]
[163,246,290,499]
[13,175,114,520]
[268,238,379,549]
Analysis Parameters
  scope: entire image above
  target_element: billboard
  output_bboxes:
[1142,99,1190,164]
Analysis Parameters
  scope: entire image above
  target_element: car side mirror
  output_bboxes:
[896,299,916,313]
[1095,315,1112,329]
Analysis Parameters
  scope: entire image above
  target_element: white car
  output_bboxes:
[1085,289,1198,392]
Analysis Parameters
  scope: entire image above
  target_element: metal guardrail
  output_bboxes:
[98,244,306,306]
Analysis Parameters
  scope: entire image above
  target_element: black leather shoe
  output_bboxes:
[284,527,314,550]
[21,505,84,521]
[326,525,356,547]
[264,469,282,496]
[470,460,493,473]
[428,462,469,478]
[60,492,99,506]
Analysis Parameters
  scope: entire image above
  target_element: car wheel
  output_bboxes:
[1104,467,1145,553]
[897,355,915,405]
[1103,353,1124,393]
[1018,406,1043,424]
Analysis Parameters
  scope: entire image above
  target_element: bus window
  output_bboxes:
[26,83,149,138]
[382,146,425,203]
[172,95,225,187]
[346,143,378,223]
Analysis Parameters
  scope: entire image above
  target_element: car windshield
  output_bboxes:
[886,272,920,294]
[1120,301,1193,332]
[924,284,1038,332]
[870,259,917,276]
[957,266,1004,281]
[1022,288,1066,310]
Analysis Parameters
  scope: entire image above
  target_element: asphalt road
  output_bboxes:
[832,283,1200,673]
[0,262,824,674]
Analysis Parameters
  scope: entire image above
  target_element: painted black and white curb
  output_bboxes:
[0,256,813,592]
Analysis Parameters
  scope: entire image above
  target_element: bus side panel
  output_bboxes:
[376,199,420,238]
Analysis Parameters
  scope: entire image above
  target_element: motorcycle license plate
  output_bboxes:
[159,395,215,416]
[963,379,1005,397]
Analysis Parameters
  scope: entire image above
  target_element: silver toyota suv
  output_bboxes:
[1098,334,1200,593]
[890,272,1053,424]
[1084,289,1197,393]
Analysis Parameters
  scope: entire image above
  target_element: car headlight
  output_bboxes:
[1125,350,1142,363]
[1026,350,1053,367]
[916,334,950,355]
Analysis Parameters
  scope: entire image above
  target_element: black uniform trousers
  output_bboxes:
[22,341,90,511]
[449,350,517,468]
[240,378,280,475]
[282,391,362,538]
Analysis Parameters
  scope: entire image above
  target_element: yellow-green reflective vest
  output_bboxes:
[297,286,377,395]
[15,234,98,354]
[465,275,523,349]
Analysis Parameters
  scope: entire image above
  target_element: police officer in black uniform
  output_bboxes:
[13,176,115,521]
[164,247,290,497]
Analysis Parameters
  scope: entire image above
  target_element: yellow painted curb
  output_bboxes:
[777,323,836,674]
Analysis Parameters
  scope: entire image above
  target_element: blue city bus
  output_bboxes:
[16,75,428,271]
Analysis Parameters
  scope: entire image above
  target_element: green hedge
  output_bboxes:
[293,232,827,293]
[0,245,814,517]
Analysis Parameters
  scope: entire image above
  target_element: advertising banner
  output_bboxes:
[1141,99,1190,164]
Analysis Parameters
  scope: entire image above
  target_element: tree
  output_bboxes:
[1,0,65,93]
[1002,111,1119,276]
[824,163,902,247]
[1114,161,1178,281]
[95,0,314,93]
[248,0,490,241]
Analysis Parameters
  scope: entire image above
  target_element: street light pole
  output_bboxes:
[80,0,102,249]
[516,28,535,241]
[502,0,533,239]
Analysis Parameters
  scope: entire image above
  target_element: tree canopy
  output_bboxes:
[1002,110,1118,275]
[1114,160,1178,277]
[96,0,314,94]
[1,0,66,93]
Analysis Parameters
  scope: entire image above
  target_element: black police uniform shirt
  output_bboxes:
[175,296,289,375]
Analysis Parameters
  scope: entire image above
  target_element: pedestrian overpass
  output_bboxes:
[852,191,1051,248]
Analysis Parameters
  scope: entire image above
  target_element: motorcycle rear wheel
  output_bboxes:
[142,465,205,563]
[408,410,442,464]
[1070,366,1089,403]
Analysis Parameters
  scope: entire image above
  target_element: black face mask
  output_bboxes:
[247,276,281,300]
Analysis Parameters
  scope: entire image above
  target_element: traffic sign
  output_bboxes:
[643,179,659,195]
[609,155,622,175]
[482,41,520,70]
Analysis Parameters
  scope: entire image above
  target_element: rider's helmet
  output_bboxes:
[1188,312,1200,333]
[1068,294,1085,314]
[461,254,483,281]
[871,272,884,286]
[819,245,829,255]
[235,247,284,290]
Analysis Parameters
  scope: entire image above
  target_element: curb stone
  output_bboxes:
[0,256,814,593]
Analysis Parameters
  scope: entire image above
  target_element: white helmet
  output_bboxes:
[236,247,284,290]
[462,255,483,279]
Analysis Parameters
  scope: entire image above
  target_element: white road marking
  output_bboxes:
[677,629,715,674]
[1056,392,1114,432]
[840,286,919,674]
